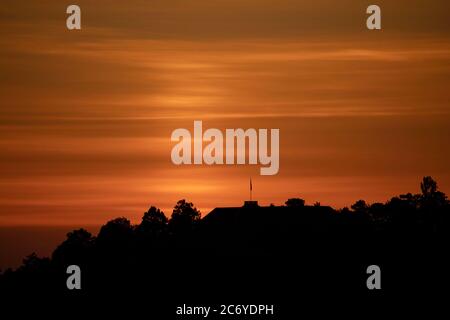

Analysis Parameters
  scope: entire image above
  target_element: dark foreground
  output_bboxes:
[1,177,449,317]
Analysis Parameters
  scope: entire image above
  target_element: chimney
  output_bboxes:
[243,200,259,208]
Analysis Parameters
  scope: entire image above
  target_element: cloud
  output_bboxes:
[1,0,450,225]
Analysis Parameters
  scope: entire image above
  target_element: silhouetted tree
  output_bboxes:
[5,253,54,290]
[169,199,201,236]
[171,200,201,223]
[421,176,437,196]
[136,206,168,247]
[98,217,133,240]
[285,198,305,208]
[419,176,447,208]
[368,202,386,223]
[142,206,167,225]
[20,253,50,273]
[52,228,94,265]
[97,217,134,255]
[399,193,420,209]
[351,200,368,214]
[417,176,448,231]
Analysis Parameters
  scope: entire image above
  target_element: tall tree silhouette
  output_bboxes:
[418,176,448,230]
[169,199,201,236]
[419,176,447,207]
[136,206,168,248]
[138,206,167,233]
[421,176,437,196]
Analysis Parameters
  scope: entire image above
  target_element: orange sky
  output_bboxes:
[1,1,450,225]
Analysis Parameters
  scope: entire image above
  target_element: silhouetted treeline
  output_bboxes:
[0,177,449,300]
